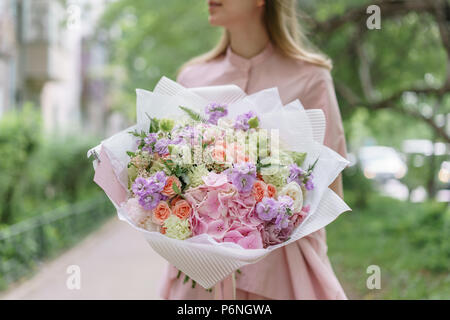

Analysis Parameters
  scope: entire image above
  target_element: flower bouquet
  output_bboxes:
[88,76,350,289]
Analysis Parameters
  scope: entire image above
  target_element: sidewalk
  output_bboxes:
[0,218,167,300]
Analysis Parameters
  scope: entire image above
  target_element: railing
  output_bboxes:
[0,196,114,290]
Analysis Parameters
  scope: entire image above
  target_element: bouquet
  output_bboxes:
[88,77,350,289]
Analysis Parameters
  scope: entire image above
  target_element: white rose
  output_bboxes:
[279,181,303,212]
[203,126,223,142]
[217,118,234,129]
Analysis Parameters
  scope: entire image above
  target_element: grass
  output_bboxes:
[326,191,450,299]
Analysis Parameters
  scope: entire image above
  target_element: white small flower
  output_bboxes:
[278,181,303,212]
[203,126,223,142]
[217,118,234,129]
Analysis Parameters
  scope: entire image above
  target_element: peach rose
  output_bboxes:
[169,195,183,207]
[162,176,181,197]
[267,184,277,198]
[172,199,192,220]
[252,180,267,202]
[152,201,172,225]
[212,145,227,162]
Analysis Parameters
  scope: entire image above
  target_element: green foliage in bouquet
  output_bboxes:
[179,105,207,123]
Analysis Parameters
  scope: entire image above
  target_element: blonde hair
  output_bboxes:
[178,0,332,74]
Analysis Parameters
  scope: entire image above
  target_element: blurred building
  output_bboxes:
[0,0,115,136]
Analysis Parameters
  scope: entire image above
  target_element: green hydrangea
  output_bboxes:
[186,164,210,188]
[148,159,170,175]
[288,151,307,167]
[260,157,289,188]
[163,215,192,240]
[278,151,294,166]
[159,118,175,132]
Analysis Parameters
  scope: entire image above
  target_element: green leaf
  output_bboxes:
[179,105,206,122]
[172,181,182,195]
[126,151,136,157]
[183,275,190,284]
[307,157,319,174]
[288,151,307,167]
[146,113,160,133]
[248,117,259,129]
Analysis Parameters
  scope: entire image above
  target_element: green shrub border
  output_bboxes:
[0,195,114,291]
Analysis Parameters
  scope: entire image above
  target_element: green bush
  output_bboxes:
[327,190,450,299]
[0,105,41,225]
[0,107,102,226]
[342,164,375,208]
[0,107,114,291]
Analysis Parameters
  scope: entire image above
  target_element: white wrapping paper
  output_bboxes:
[89,76,350,289]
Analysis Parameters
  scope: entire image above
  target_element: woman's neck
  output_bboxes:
[227,19,270,59]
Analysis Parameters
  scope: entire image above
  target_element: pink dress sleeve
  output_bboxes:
[301,68,347,198]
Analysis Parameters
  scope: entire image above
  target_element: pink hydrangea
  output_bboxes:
[184,181,264,247]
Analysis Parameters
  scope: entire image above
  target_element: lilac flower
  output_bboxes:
[274,214,290,229]
[260,222,294,247]
[205,102,228,125]
[138,191,162,210]
[278,195,294,215]
[148,171,167,192]
[274,195,294,229]
[256,197,279,221]
[287,163,305,185]
[305,177,314,190]
[177,126,200,144]
[170,135,183,145]
[154,138,170,156]
[228,162,257,193]
[142,133,158,153]
[234,111,258,131]
[132,177,150,196]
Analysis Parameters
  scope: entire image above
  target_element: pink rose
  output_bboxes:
[125,197,152,228]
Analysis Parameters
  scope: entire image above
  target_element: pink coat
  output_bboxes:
[160,42,348,300]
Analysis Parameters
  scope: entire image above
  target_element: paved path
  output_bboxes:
[0,218,167,300]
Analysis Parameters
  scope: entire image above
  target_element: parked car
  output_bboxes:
[358,146,407,181]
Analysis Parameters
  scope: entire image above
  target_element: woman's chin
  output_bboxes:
[208,15,225,27]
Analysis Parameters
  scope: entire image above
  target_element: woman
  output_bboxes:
[160,0,348,300]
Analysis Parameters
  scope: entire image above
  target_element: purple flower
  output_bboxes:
[205,102,228,125]
[273,195,294,229]
[142,133,158,153]
[274,214,290,229]
[260,222,294,247]
[287,163,305,185]
[305,178,314,190]
[154,138,170,156]
[176,126,200,144]
[132,177,150,196]
[148,171,167,192]
[228,162,257,193]
[234,111,258,131]
[278,195,294,214]
[170,135,183,145]
[138,192,162,210]
[256,197,279,221]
